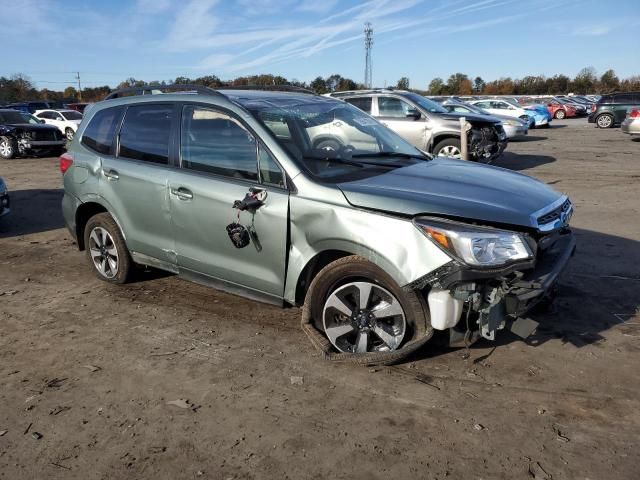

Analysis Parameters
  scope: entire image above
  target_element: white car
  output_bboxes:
[467,99,535,127]
[34,109,83,140]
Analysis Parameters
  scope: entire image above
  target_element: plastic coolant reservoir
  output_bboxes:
[428,288,464,330]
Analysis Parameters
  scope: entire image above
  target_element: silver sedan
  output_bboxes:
[441,101,528,139]
[621,110,640,136]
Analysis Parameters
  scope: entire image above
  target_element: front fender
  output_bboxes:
[283,186,452,304]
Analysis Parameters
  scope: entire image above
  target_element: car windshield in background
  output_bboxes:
[404,93,448,113]
[0,111,35,124]
[244,100,428,179]
[62,111,83,120]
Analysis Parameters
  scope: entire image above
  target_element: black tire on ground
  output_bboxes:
[0,136,17,159]
[314,138,342,152]
[555,109,566,119]
[596,114,614,129]
[302,255,433,366]
[83,212,132,285]
[433,137,462,159]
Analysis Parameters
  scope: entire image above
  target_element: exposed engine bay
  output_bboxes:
[469,124,506,161]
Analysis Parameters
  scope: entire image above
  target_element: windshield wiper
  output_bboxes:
[351,151,428,160]
[301,156,366,168]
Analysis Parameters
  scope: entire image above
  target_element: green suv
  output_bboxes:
[61,85,575,364]
[588,92,640,128]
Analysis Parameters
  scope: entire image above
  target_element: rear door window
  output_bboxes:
[344,97,372,114]
[615,94,632,104]
[180,106,258,181]
[118,104,173,164]
[81,106,125,155]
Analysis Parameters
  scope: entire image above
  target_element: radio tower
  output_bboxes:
[364,22,373,88]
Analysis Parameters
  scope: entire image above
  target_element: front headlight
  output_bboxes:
[414,218,533,267]
[504,119,521,127]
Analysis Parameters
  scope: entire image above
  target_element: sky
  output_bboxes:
[3,0,639,90]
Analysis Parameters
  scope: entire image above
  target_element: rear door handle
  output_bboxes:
[170,187,193,200]
[103,169,119,180]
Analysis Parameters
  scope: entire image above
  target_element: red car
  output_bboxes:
[541,99,577,119]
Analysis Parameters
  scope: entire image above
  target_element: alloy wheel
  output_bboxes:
[88,227,119,279]
[437,145,461,159]
[322,281,406,353]
[597,115,612,128]
[0,139,12,157]
[556,110,565,119]
[66,129,74,141]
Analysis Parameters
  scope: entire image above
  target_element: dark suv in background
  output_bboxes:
[588,92,640,128]
[329,89,507,161]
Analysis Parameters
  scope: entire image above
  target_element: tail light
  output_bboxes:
[591,104,596,113]
[59,152,73,174]
[629,109,640,118]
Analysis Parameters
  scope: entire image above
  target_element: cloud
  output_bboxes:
[297,0,338,14]
[571,25,612,36]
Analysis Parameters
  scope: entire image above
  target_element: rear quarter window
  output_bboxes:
[81,106,125,155]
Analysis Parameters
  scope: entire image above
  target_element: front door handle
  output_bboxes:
[103,169,119,180]
[170,187,193,200]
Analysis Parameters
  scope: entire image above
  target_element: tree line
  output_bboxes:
[1,67,639,104]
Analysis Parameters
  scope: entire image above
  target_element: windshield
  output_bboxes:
[61,110,83,120]
[0,111,39,124]
[243,98,428,180]
[403,93,448,113]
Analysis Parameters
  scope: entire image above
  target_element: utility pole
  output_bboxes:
[364,22,373,89]
[75,72,82,101]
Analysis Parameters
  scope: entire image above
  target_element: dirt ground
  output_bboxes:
[1,119,639,480]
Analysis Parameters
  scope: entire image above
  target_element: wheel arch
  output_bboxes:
[429,133,460,153]
[292,249,353,306]
[74,199,126,251]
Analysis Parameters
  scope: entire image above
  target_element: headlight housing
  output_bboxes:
[414,218,533,267]
[503,119,521,127]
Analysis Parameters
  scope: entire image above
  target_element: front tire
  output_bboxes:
[433,138,462,159]
[303,255,432,365]
[596,114,613,128]
[0,136,17,159]
[84,213,132,284]
[555,109,566,119]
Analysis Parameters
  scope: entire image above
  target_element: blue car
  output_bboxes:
[522,104,553,128]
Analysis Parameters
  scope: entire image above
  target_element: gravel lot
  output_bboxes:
[1,119,639,480]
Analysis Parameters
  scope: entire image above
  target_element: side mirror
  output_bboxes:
[406,108,421,120]
[56,117,64,121]
[39,119,45,124]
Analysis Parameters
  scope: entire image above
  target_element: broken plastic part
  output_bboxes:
[428,288,464,330]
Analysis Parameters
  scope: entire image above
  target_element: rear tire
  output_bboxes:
[83,213,132,284]
[314,138,342,152]
[596,114,613,128]
[0,136,17,159]
[65,128,74,141]
[303,255,432,365]
[555,109,566,119]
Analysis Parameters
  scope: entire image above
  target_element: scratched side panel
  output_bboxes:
[283,178,451,304]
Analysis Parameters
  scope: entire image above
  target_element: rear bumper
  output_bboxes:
[621,119,640,135]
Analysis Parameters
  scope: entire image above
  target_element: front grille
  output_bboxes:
[537,198,572,226]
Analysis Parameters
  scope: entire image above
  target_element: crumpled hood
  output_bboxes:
[437,111,500,125]
[338,158,564,229]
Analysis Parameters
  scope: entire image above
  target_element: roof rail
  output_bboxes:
[330,88,399,97]
[103,84,227,101]
[218,84,316,95]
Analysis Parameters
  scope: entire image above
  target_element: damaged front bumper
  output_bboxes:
[420,228,576,342]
